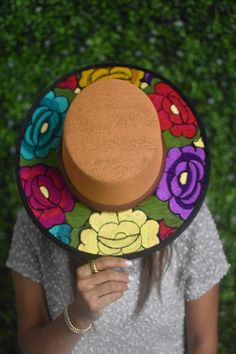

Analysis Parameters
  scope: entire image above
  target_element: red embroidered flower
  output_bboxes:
[57,75,78,90]
[20,164,74,228]
[159,220,177,241]
[148,82,198,138]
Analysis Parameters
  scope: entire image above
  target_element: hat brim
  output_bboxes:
[16,63,210,260]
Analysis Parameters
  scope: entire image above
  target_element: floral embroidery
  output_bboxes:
[148,82,198,138]
[49,224,72,244]
[78,209,159,255]
[156,146,205,220]
[57,74,78,91]
[159,220,177,241]
[17,64,208,257]
[79,66,144,88]
[20,91,68,160]
[144,72,154,84]
[20,164,74,228]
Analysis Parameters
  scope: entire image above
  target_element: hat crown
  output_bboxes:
[61,78,164,211]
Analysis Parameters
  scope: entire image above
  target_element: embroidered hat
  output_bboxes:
[16,63,210,259]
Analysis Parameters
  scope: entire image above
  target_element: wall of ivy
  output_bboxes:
[0,1,235,353]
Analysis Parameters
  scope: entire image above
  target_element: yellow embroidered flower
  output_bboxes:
[78,209,159,255]
[79,67,144,89]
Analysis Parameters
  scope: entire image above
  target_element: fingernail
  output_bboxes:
[124,260,133,267]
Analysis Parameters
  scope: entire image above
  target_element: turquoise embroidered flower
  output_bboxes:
[49,223,72,244]
[21,90,69,160]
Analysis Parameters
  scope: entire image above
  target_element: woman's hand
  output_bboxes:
[69,256,132,328]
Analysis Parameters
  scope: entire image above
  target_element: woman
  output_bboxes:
[6,202,229,354]
[7,64,230,353]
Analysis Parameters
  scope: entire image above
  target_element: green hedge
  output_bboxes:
[0,1,235,353]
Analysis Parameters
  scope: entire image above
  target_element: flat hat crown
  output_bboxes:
[61,78,164,211]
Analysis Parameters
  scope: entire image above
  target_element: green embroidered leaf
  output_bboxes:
[69,221,92,248]
[163,130,195,150]
[162,211,183,227]
[19,150,59,167]
[137,195,183,227]
[193,128,201,141]
[54,88,77,103]
[143,78,160,94]
[138,196,167,219]
[77,72,82,82]
[69,228,80,248]
[66,202,92,229]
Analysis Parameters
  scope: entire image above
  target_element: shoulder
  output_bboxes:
[6,208,65,283]
[12,208,48,251]
[173,202,230,301]
[174,202,223,256]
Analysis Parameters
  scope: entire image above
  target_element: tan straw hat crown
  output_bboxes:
[61,78,165,211]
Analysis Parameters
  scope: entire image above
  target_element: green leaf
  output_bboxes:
[163,211,183,227]
[54,88,77,103]
[138,195,166,219]
[193,128,201,141]
[69,228,80,248]
[66,202,92,229]
[143,78,160,94]
[19,150,59,167]
[137,195,183,227]
[69,220,91,248]
[163,130,196,150]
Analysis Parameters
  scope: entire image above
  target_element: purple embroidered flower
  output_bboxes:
[144,72,154,84]
[156,146,205,220]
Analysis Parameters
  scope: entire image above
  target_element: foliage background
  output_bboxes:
[0,0,235,353]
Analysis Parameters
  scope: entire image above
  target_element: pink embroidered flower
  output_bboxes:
[20,164,74,228]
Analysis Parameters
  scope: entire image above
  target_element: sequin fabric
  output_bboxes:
[6,203,230,354]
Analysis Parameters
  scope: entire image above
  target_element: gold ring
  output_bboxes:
[89,259,99,274]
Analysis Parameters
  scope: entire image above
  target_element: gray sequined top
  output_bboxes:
[6,203,230,354]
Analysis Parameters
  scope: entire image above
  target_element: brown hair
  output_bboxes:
[69,246,172,315]
[134,246,172,315]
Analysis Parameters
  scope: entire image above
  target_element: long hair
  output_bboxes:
[134,246,172,315]
[69,246,172,315]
